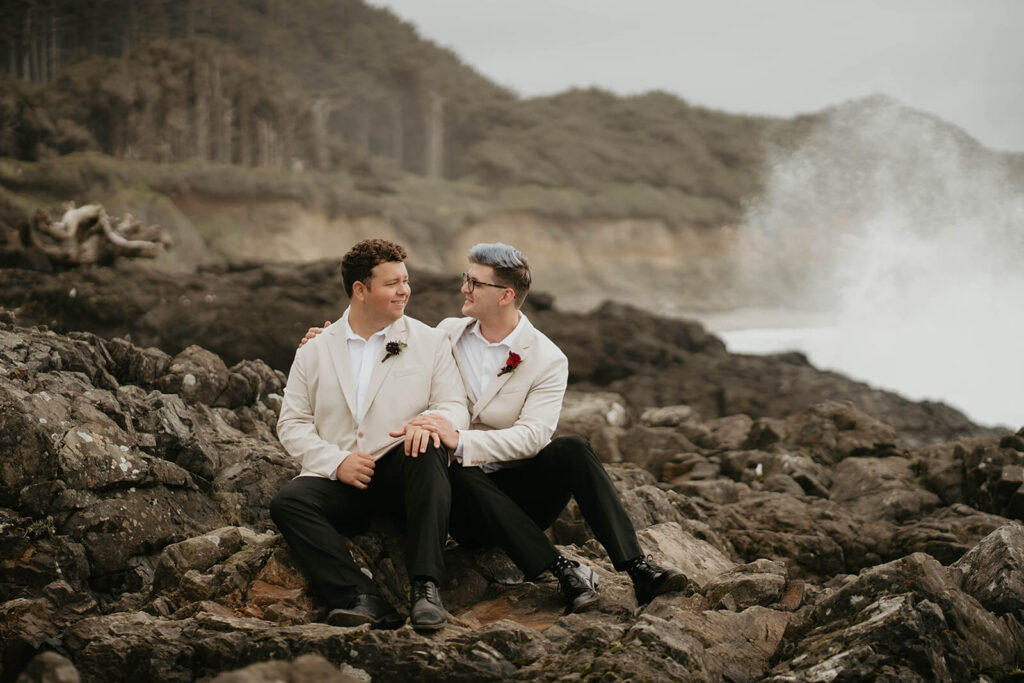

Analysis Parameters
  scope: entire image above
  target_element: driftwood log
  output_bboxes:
[27,202,172,264]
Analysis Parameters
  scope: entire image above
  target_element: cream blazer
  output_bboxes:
[277,314,469,479]
[437,315,569,468]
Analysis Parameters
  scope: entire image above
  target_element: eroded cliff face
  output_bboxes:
[171,196,743,313]
[179,196,408,266]
[448,213,742,312]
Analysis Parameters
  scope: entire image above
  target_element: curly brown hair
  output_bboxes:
[341,239,408,297]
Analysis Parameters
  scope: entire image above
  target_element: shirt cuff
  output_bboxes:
[453,431,465,463]
[328,450,351,480]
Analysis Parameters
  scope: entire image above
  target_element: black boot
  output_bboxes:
[549,556,599,614]
[626,555,690,606]
[410,577,446,631]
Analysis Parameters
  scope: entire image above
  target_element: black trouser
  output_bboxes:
[449,434,642,578]
[270,442,450,608]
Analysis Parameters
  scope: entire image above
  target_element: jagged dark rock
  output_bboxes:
[703,559,789,611]
[888,503,1009,565]
[12,651,81,683]
[209,654,370,683]
[962,441,1024,519]
[829,455,941,523]
[0,260,1007,445]
[1,292,1022,681]
[952,522,1024,618]
[767,553,1024,681]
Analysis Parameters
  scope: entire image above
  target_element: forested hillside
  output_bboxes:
[0,0,804,227]
[1,0,508,175]
[3,0,1022,316]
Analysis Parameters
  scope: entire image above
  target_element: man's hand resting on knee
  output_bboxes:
[388,424,441,457]
[337,452,375,489]
[401,414,459,451]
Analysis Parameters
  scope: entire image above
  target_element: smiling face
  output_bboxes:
[461,263,509,320]
[361,261,410,323]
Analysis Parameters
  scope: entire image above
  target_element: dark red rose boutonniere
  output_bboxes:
[382,340,407,362]
[497,351,522,377]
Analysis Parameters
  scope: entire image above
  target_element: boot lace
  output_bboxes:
[628,555,664,579]
[412,580,438,603]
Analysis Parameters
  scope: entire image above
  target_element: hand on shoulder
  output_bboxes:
[298,320,330,348]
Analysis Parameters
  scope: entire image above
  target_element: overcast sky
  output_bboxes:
[369,0,1024,152]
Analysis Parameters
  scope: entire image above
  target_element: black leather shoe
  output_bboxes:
[553,560,599,614]
[327,593,403,630]
[627,556,690,606]
[410,578,446,631]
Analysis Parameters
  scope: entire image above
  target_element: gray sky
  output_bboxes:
[370,0,1024,152]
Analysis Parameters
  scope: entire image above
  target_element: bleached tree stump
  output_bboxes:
[28,203,172,264]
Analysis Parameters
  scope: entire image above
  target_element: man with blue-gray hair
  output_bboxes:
[303,242,688,612]
[390,241,690,613]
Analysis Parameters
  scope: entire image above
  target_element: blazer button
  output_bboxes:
[357,432,364,438]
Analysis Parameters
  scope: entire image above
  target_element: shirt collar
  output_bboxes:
[467,313,527,348]
[342,308,393,342]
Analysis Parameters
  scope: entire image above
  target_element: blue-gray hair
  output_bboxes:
[468,242,531,306]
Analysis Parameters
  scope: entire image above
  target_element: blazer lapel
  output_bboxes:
[471,318,536,421]
[446,318,477,402]
[325,319,359,419]
[361,316,408,417]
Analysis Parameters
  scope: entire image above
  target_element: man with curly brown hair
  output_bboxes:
[302,242,689,615]
[271,238,469,631]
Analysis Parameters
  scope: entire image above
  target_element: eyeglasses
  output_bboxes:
[461,272,508,292]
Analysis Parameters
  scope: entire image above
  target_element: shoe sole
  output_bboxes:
[327,610,377,628]
[411,619,446,632]
[328,610,405,630]
[655,572,691,598]
[566,591,600,614]
[637,572,692,606]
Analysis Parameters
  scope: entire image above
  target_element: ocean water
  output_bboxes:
[725,97,1024,431]
[717,317,1022,430]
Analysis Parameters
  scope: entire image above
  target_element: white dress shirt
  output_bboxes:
[341,309,393,424]
[453,314,526,462]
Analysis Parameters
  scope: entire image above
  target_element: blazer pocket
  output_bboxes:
[393,367,425,378]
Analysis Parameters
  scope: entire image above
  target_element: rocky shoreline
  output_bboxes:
[1,260,1022,681]
[0,259,1001,445]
